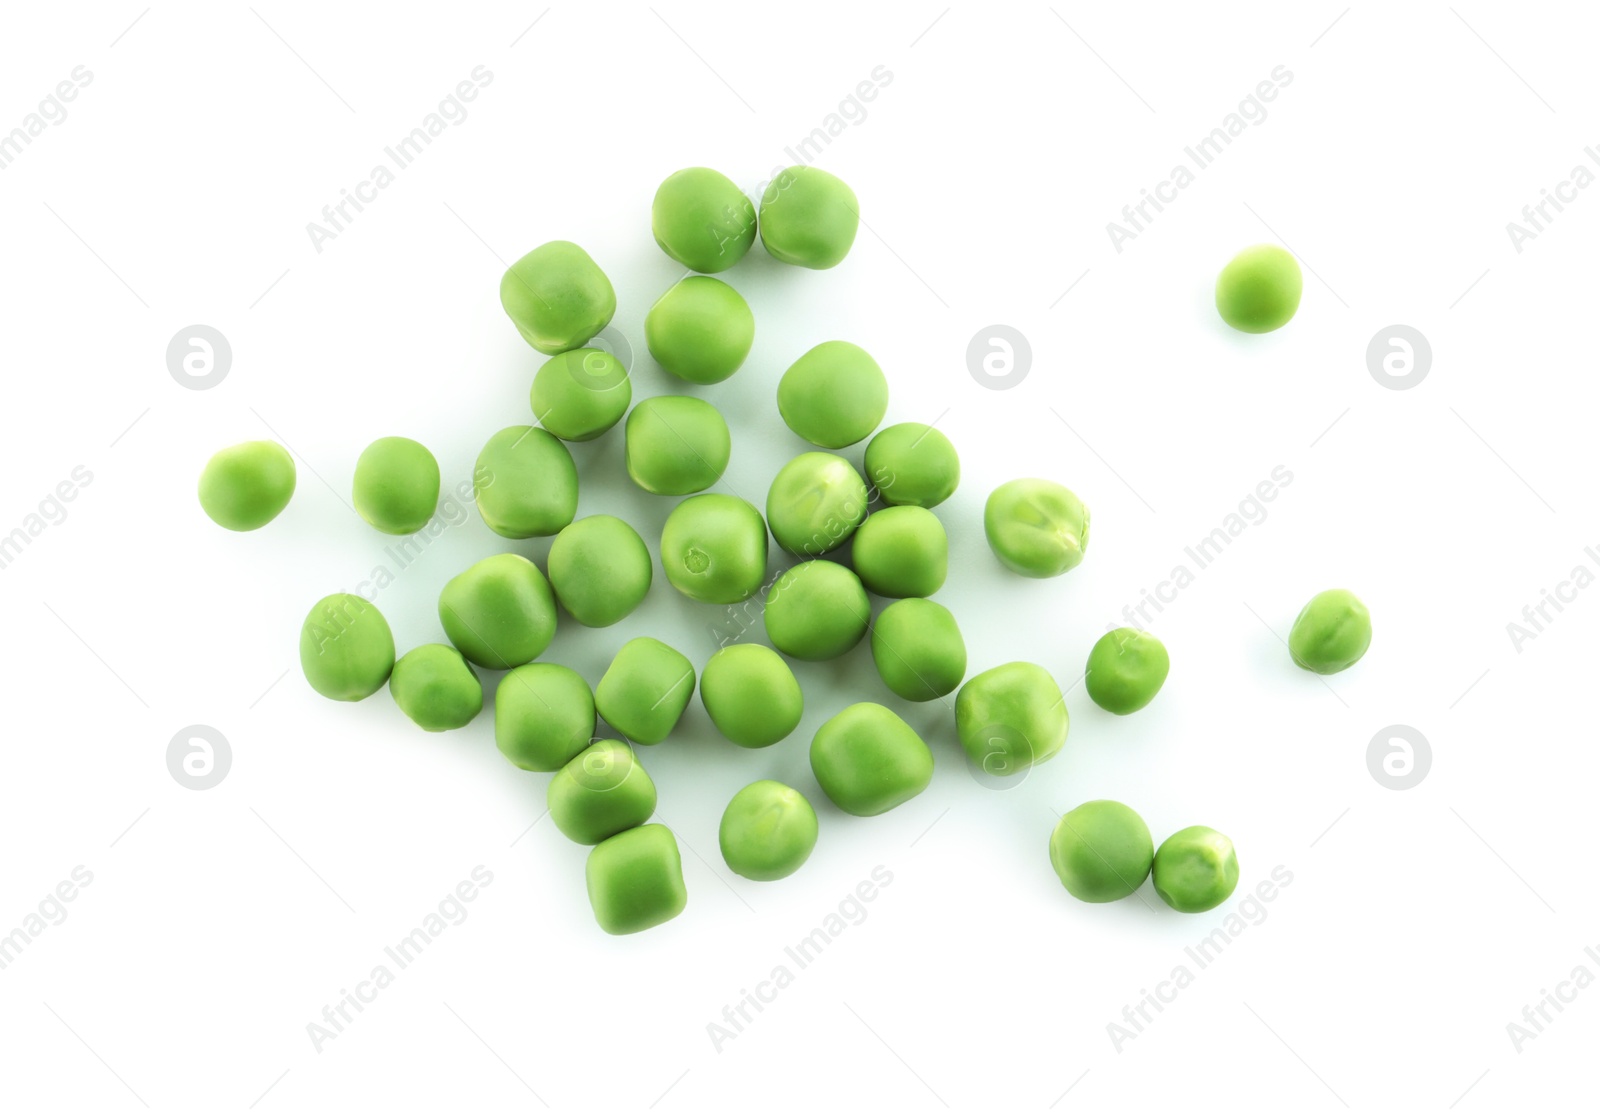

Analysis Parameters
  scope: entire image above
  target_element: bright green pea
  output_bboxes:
[530,348,631,441]
[645,277,754,385]
[700,644,803,747]
[548,515,652,627]
[352,436,439,535]
[1215,244,1302,334]
[955,661,1068,776]
[765,452,868,556]
[777,341,887,449]
[499,240,615,355]
[1153,826,1240,913]
[389,643,482,731]
[474,426,578,539]
[548,739,658,845]
[764,560,870,661]
[719,780,818,881]
[759,166,859,270]
[437,553,557,669]
[652,167,756,273]
[595,637,695,745]
[299,593,395,702]
[585,823,687,935]
[198,441,295,531]
[624,396,731,496]
[863,422,960,509]
[852,506,948,598]
[1289,589,1371,674]
[1049,800,1154,903]
[495,663,595,771]
[1085,628,1170,715]
[809,703,933,817]
[659,494,768,604]
[984,478,1089,578]
[871,598,966,702]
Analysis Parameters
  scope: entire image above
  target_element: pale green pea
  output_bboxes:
[984,478,1089,578]
[871,598,966,702]
[809,703,933,817]
[700,644,803,747]
[595,637,695,745]
[777,341,887,449]
[645,276,755,385]
[530,348,631,441]
[1289,589,1371,674]
[548,515,652,627]
[759,166,859,269]
[1049,800,1154,903]
[954,661,1068,776]
[352,436,439,535]
[299,593,395,702]
[719,781,818,880]
[198,441,295,531]
[495,663,595,771]
[437,553,557,670]
[852,506,948,598]
[389,643,481,731]
[548,739,658,845]
[1153,826,1240,913]
[1085,628,1170,715]
[765,452,869,556]
[499,240,615,354]
[1215,244,1302,334]
[473,425,578,539]
[624,396,731,496]
[863,422,960,508]
[652,167,756,273]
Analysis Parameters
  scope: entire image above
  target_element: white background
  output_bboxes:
[0,2,1593,1112]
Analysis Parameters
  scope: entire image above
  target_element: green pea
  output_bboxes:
[624,396,731,496]
[984,478,1089,578]
[871,598,966,702]
[389,643,482,731]
[700,644,803,747]
[495,663,595,771]
[548,739,658,845]
[659,494,768,604]
[652,167,756,273]
[548,515,652,627]
[764,560,870,661]
[863,422,960,509]
[759,166,859,270]
[438,553,557,669]
[809,703,933,816]
[474,425,578,539]
[1049,800,1154,903]
[719,780,818,881]
[299,593,395,701]
[955,661,1067,776]
[1085,628,1170,715]
[499,240,615,354]
[644,277,755,385]
[585,823,687,935]
[1215,244,1302,334]
[595,637,696,745]
[777,341,887,448]
[1289,589,1371,674]
[852,506,948,598]
[1153,826,1240,913]
[351,436,439,535]
[198,441,295,531]
[530,348,631,441]
[765,452,869,556]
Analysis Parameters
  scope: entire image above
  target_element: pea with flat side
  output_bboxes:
[438,553,557,669]
[495,663,595,771]
[1085,628,1170,715]
[474,426,578,539]
[352,436,438,535]
[1289,589,1370,674]
[389,643,481,731]
[809,703,933,816]
[652,167,756,273]
[1050,801,1154,903]
[548,739,658,845]
[595,637,695,745]
[719,781,818,881]
[199,441,295,531]
[700,644,803,747]
[955,662,1068,775]
[984,478,1089,578]
[765,452,869,556]
[1153,826,1240,913]
[299,593,395,701]
[585,824,687,935]
[499,240,615,354]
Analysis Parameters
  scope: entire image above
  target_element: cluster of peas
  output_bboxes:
[196,166,1373,933]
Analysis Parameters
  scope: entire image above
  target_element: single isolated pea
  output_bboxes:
[299,593,395,702]
[1050,800,1155,903]
[595,637,696,745]
[759,165,859,270]
[1153,826,1240,913]
[810,703,934,816]
[585,823,687,935]
[198,441,296,531]
[652,167,756,274]
[984,478,1089,578]
[852,506,948,598]
[530,348,632,442]
[719,780,819,881]
[863,422,960,509]
[499,239,616,355]
[438,553,557,669]
[777,341,888,449]
[624,396,731,496]
[495,663,595,771]
[955,661,1068,776]
[389,643,482,731]
[548,515,652,627]
[871,598,966,702]
[659,494,768,604]
[1215,244,1302,334]
[548,739,658,845]
[766,452,869,556]
[645,276,755,385]
[1085,628,1170,715]
[352,436,439,535]
[700,644,803,747]
[474,425,579,539]
[1289,588,1371,674]
[764,560,871,661]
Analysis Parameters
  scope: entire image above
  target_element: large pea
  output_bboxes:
[984,478,1089,578]
[595,637,696,745]
[719,781,818,881]
[299,593,395,701]
[1049,800,1154,903]
[495,663,595,771]
[547,515,652,627]
[437,553,557,669]
[585,824,687,935]
[954,662,1068,776]
[645,277,755,385]
[659,494,768,604]
[198,441,296,531]
[1084,628,1170,715]
[871,598,966,702]
[852,506,948,598]
[809,703,933,816]
[765,452,869,556]
[764,560,871,661]
[624,396,731,496]
[863,422,960,508]
[352,436,439,535]
[1153,826,1240,913]
[1288,589,1371,674]
[548,739,658,845]
[499,240,615,354]
[1215,244,1302,334]
[759,166,859,270]
[700,644,803,747]
[777,340,887,449]
[530,348,631,442]
[652,167,756,273]
[474,425,578,539]
[389,643,481,731]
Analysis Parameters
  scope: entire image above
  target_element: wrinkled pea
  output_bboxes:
[1289,588,1370,674]
[871,598,966,702]
[352,436,439,535]
[548,515,652,627]
[1215,244,1302,334]
[1050,800,1154,903]
[645,276,755,385]
[474,425,578,539]
[809,703,933,816]
[652,167,756,273]
[955,661,1068,776]
[765,452,868,556]
[984,478,1089,578]
[863,422,960,509]
[586,823,687,935]
[759,165,859,270]
[530,348,631,441]
[495,663,595,771]
[1085,628,1170,715]
[548,739,658,845]
[719,780,818,881]
[700,644,803,747]
[659,494,768,604]
[389,643,481,731]
[852,506,948,598]
[1153,826,1240,913]
[299,593,395,701]
[438,553,557,669]
[777,340,887,449]
[199,441,296,531]
[595,637,696,745]
[764,560,871,661]
[499,240,615,354]
[624,396,731,496]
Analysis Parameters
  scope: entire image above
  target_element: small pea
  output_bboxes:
[863,422,960,509]
[1085,628,1170,715]
[700,644,803,747]
[871,598,966,702]
[652,167,756,274]
[585,823,687,935]
[659,494,768,604]
[198,441,295,531]
[719,780,818,881]
[777,341,887,449]
[1289,588,1371,674]
[645,276,755,385]
[809,703,933,816]
[437,553,557,670]
[624,396,731,496]
[1215,244,1302,334]
[299,593,395,702]
[595,637,695,745]
[765,452,869,556]
[759,165,859,270]
[984,478,1089,578]
[1049,800,1155,903]
[499,240,616,354]
[530,348,631,441]
[852,506,948,598]
[474,425,578,539]
[764,560,871,661]
[352,436,439,535]
[548,515,652,627]
[1153,826,1240,913]
[955,662,1068,776]
[495,663,595,771]
[389,643,482,731]
[548,739,658,845]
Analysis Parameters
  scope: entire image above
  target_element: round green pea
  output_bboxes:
[852,506,948,598]
[624,396,731,496]
[352,436,439,535]
[1049,800,1155,903]
[495,663,595,771]
[659,494,768,604]
[1215,244,1302,334]
[530,348,631,441]
[871,598,966,702]
[547,515,652,627]
[548,739,658,845]
[299,593,395,702]
[765,452,869,556]
[863,422,960,508]
[719,781,818,881]
[499,240,615,355]
[1085,628,1170,715]
[1153,826,1240,913]
[474,425,578,539]
[777,341,887,449]
[809,703,933,817]
[700,644,803,747]
[645,277,755,385]
[764,560,871,661]
[437,553,557,669]
[198,441,296,531]
[389,643,482,731]
[585,823,687,935]
[595,637,695,745]
[759,165,859,269]
[984,478,1089,578]
[652,167,756,274]
[1289,589,1371,674]
[955,661,1068,776]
